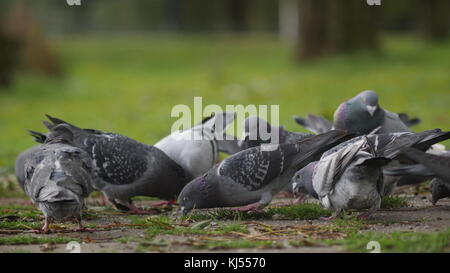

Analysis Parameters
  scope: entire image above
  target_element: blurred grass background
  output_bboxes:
[0,34,449,171]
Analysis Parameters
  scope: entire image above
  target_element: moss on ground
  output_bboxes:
[184,203,331,221]
[0,235,77,245]
[381,196,409,209]
[325,228,450,253]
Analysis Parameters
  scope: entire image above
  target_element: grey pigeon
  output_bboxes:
[177,130,354,214]
[207,116,313,195]
[155,112,235,178]
[21,125,93,232]
[15,145,40,191]
[241,117,314,194]
[292,137,390,219]
[294,90,420,135]
[384,147,450,204]
[292,129,450,219]
[33,115,192,214]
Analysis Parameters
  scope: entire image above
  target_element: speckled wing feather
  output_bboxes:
[82,133,150,185]
[218,144,299,191]
[44,115,152,186]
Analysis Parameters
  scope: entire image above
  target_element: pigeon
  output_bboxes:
[155,112,235,178]
[292,137,390,219]
[31,115,192,214]
[15,145,41,191]
[384,147,450,205]
[177,130,355,214]
[292,129,450,219]
[217,116,313,155]
[206,116,314,195]
[21,125,93,232]
[294,90,420,135]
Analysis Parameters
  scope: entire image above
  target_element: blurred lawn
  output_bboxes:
[0,34,449,170]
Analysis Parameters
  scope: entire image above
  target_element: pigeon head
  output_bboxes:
[334,90,384,134]
[178,175,216,215]
[291,162,318,199]
[358,90,379,117]
[430,179,450,205]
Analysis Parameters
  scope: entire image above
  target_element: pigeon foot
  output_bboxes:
[231,202,264,212]
[150,199,177,207]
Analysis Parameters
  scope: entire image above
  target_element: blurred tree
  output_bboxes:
[382,0,417,31]
[296,0,381,60]
[279,0,299,45]
[0,29,20,88]
[3,1,62,76]
[227,0,249,32]
[164,0,182,31]
[417,0,449,41]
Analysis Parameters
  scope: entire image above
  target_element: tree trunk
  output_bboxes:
[417,0,450,41]
[296,0,380,60]
[279,0,299,45]
[228,0,248,32]
[297,0,328,59]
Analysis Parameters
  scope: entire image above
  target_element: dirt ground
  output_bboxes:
[0,186,449,253]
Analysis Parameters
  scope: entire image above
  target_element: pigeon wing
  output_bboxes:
[217,144,299,191]
[313,137,367,198]
[399,147,450,182]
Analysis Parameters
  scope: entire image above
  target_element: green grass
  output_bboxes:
[327,217,367,234]
[0,204,42,220]
[0,235,77,245]
[185,203,331,221]
[327,228,450,253]
[0,221,41,230]
[0,34,449,170]
[381,196,409,209]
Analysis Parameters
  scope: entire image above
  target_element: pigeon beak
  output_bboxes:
[366,105,377,117]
